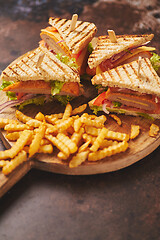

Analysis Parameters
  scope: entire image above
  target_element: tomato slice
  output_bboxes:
[71,50,82,61]
[93,91,106,106]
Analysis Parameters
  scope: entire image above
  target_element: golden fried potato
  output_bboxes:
[71,104,87,115]
[110,114,122,126]
[2,150,27,175]
[15,110,32,123]
[69,151,89,168]
[149,124,159,137]
[0,130,32,160]
[29,123,46,157]
[130,125,140,139]
[88,141,128,161]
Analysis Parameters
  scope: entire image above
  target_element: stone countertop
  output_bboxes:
[0,1,160,239]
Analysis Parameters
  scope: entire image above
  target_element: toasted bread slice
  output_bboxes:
[49,17,97,54]
[88,34,154,69]
[91,58,160,97]
[1,46,80,83]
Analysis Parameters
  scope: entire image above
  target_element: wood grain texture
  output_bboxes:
[0,81,160,198]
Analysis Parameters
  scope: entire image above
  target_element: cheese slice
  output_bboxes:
[113,46,155,66]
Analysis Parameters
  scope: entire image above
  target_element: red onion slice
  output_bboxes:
[102,103,110,114]
[56,40,64,44]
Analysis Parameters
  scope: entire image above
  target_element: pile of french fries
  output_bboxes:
[0,103,159,175]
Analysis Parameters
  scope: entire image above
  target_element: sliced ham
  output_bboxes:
[104,88,160,114]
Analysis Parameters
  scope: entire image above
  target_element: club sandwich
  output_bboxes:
[87,33,155,76]
[0,45,82,111]
[89,57,160,119]
[40,15,97,75]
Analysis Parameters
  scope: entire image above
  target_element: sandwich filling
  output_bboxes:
[40,26,90,74]
[91,87,160,116]
[98,46,155,73]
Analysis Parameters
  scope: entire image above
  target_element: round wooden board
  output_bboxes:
[0,82,160,177]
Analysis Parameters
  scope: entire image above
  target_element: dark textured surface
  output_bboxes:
[1,1,160,240]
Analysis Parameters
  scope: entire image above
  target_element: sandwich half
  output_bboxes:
[89,57,160,119]
[0,45,82,111]
[40,16,97,75]
[87,33,155,76]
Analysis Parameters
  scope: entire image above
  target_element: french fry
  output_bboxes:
[100,139,119,148]
[38,144,53,154]
[4,123,31,132]
[78,141,91,153]
[85,125,101,136]
[29,123,46,157]
[62,103,72,120]
[45,115,59,125]
[88,141,128,161]
[57,133,78,154]
[82,134,118,148]
[73,117,82,132]
[90,127,108,152]
[69,151,89,168]
[5,131,21,141]
[57,151,68,160]
[71,104,87,115]
[82,133,95,144]
[45,124,58,134]
[105,129,129,141]
[40,138,50,146]
[56,117,74,132]
[0,130,32,160]
[35,112,45,122]
[110,114,122,126]
[85,126,129,141]
[0,160,10,168]
[149,124,159,137]
[71,127,84,145]
[27,119,42,128]
[95,115,107,124]
[2,150,27,175]
[0,118,18,129]
[130,125,140,139]
[45,134,70,158]
[15,110,32,123]
[81,116,104,128]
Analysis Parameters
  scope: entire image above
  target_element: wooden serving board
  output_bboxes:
[0,81,160,198]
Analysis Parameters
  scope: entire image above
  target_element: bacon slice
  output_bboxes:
[3,80,80,96]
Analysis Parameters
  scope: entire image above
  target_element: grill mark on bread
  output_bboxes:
[1,46,80,83]
[91,58,160,97]
[88,34,154,69]
[49,17,97,54]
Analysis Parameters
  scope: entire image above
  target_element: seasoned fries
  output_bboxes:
[0,102,157,175]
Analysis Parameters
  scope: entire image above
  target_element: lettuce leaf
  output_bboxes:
[50,80,64,96]
[56,53,78,69]
[54,95,74,106]
[113,101,122,108]
[150,53,160,72]
[18,96,46,110]
[0,80,17,100]
[87,42,94,53]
